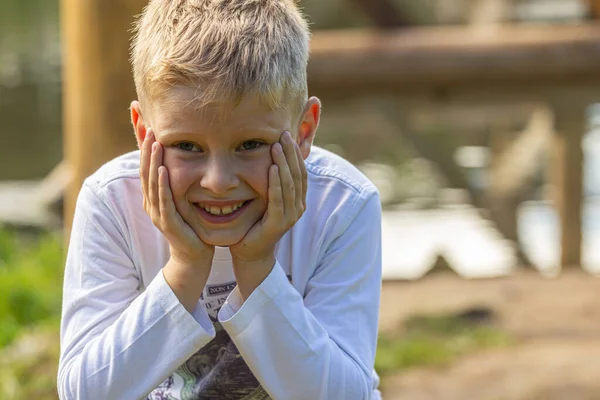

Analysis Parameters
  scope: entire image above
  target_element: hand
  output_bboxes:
[230,130,307,267]
[140,129,214,293]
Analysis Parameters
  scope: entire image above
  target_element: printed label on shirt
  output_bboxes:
[202,281,235,319]
[207,281,237,296]
[203,297,227,314]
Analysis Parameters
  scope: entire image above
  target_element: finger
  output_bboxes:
[158,166,172,222]
[149,141,162,221]
[159,167,203,250]
[140,129,154,203]
[282,133,303,209]
[281,132,301,184]
[158,166,181,238]
[294,143,308,212]
[268,164,284,221]
[272,142,295,214]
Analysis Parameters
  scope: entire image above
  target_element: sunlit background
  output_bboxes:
[2,1,600,399]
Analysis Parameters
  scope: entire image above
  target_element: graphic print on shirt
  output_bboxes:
[147,282,271,400]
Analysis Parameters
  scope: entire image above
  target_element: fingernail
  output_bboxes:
[152,142,158,153]
[274,143,282,153]
[147,129,154,140]
[283,131,292,142]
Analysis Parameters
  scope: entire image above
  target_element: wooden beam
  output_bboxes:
[61,0,146,235]
[349,0,411,28]
[308,23,600,96]
[487,106,552,197]
[485,110,552,269]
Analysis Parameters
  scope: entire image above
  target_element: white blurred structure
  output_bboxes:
[379,103,600,280]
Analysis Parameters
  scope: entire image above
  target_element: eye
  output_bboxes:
[174,141,203,152]
[238,140,265,151]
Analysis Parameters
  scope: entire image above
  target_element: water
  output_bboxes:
[381,199,600,280]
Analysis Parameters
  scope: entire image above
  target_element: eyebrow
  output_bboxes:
[160,127,282,140]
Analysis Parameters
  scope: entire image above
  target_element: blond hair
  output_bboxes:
[131,0,310,116]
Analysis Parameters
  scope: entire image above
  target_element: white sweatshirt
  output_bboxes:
[58,146,383,400]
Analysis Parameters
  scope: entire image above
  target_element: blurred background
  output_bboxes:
[2,0,600,399]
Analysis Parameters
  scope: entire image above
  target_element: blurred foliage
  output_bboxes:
[375,312,512,376]
[0,324,60,400]
[0,229,64,349]
[0,228,63,399]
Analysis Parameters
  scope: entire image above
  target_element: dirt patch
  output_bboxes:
[378,269,600,400]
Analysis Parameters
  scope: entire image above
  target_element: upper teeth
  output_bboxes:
[199,201,246,215]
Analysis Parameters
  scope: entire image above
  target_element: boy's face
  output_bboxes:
[131,87,320,247]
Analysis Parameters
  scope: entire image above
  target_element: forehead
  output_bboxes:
[149,87,292,138]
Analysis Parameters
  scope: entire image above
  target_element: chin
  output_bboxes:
[200,232,246,247]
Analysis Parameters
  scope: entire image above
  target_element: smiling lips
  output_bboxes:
[194,200,252,224]
[197,201,248,216]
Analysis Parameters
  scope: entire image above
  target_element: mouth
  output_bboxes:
[194,200,252,224]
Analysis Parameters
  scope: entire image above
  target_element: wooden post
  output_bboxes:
[61,0,146,235]
[551,105,585,268]
[586,0,600,18]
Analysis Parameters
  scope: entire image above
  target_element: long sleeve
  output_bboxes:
[218,191,382,400]
[57,182,216,400]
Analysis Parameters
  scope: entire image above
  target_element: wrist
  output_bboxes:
[163,257,212,313]
[232,255,276,301]
[232,253,275,270]
[164,258,211,285]
[169,246,214,267]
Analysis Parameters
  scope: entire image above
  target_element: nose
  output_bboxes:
[199,155,239,195]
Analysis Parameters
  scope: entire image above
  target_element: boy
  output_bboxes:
[57,0,383,399]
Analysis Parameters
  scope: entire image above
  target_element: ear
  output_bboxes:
[130,100,148,149]
[296,96,321,160]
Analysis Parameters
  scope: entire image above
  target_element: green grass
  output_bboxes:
[375,312,512,376]
[0,323,60,400]
[0,228,64,349]
[0,228,64,399]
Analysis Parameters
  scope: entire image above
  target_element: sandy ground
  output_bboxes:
[378,269,600,400]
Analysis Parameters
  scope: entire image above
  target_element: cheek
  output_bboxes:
[241,157,271,199]
[162,153,196,198]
